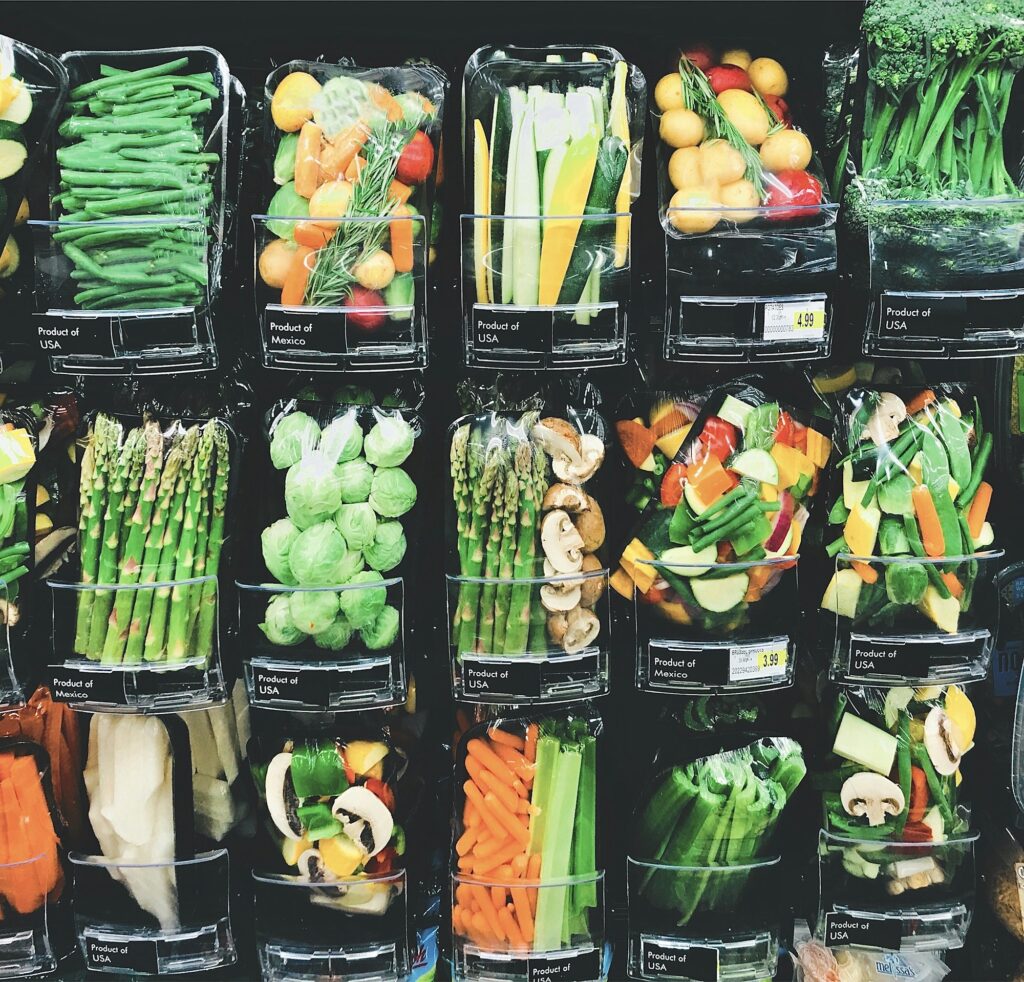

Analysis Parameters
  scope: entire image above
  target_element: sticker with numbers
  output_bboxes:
[763,299,826,341]
[729,641,790,683]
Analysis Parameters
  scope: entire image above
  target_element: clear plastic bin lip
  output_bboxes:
[252,868,405,888]
[819,829,979,849]
[837,550,1003,566]
[678,292,827,305]
[48,572,216,592]
[58,657,208,675]
[252,212,425,226]
[446,568,607,587]
[665,202,839,219]
[30,217,208,230]
[867,195,1024,209]
[461,210,631,222]
[637,555,798,573]
[468,43,627,66]
[69,847,228,870]
[453,870,605,890]
[236,576,401,592]
[627,854,781,874]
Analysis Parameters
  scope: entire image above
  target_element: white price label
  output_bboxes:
[729,642,789,683]
[763,300,826,341]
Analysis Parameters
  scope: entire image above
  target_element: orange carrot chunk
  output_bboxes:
[911,485,945,558]
[967,482,992,541]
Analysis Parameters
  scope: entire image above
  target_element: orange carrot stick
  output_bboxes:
[906,389,937,416]
[390,206,414,274]
[469,884,506,942]
[967,482,992,541]
[388,179,413,206]
[464,782,506,841]
[484,792,531,844]
[912,485,945,558]
[487,727,526,752]
[524,724,538,763]
[941,572,964,598]
[499,906,527,948]
[280,245,315,306]
[851,560,878,584]
[466,739,518,786]
[511,887,534,943]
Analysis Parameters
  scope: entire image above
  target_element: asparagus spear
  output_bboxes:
[166,423,215,661]
[527,445,550,653]
[185,431,213,648]
[144,425,198,661]
[501,442,539,655]
[451,424,471,573]
[74,417,109,652]
[193,423,230,661]
[476,449,508,654]
[492,462,521,655]
[123,432,184,664]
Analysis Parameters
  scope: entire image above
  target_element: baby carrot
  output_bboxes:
[491,885,506,910]
[280,245,314,306]
[474,840,528,876]
[488,727,526,752]
[471,911,497,946]
[464,781,506,840]
[467,739,517,786]
[469,884,505,943]
[478,769,520,815]
[912,485,945,558]
[456,825,479,857]
[511,887,534,944]
[484,792,530,844]
[499,906,526,949]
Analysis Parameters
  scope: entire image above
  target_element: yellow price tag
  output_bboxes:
[792,308,825,331]
[757,648,788,672]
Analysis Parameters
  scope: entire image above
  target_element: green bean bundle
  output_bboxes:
[55,57,220,311]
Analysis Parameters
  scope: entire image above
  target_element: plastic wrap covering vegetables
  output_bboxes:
[0,687,85,849]
[818,684,974,850]
[72,411,231,665]
[449,383,609,659]
[820,384,995,637]
[464,45,645,317]
[84,701,247,932]
[259,63,445,324]
[452,712,600,954]
[613,379,830,633]
[249,725,411,913]
[630,738,805,925]
[842,0,1024,289]
[256,394,420,657]
[0,407,37,626]
[653,44,829,234]
[54,55,223,311]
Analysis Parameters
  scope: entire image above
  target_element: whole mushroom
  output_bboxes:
[541,510,585,573]
[573,495,606,552]
[861,392,907,446]
[840,772,906,827]
[578,554,606,608]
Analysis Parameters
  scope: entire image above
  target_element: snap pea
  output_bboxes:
[956,432,993,507]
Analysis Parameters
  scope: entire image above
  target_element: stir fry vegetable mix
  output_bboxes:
[450,412,608,658]
[655,45,826,235]
[0,412,36,613]
[452,716,599,953]
[72,412,231,665]
[260,68,441,326]
[820,386,994,636]
[843,0,1024,288]
[54,57,221,311]
[258,402,418,655]
[467,46,640,321]
[631,739,805,924]
[0,38,37,288]
[612,385,831,632]
[819,685,975,889]
[252,734,408,903]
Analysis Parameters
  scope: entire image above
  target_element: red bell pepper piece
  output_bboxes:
[660,462,688,508]
[698,416,738,462]
[907,766,928,823]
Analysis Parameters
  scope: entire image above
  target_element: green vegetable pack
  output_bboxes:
[819,380,1000,676]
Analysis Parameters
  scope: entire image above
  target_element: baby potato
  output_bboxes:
[717,89,770,145]
[759,129,812,172]
[668,186,721,234]
[748,57,789,97]
[720,48,752,70]
[659,108,705,149]
[258,238,297,289]
[698,139,747,185]
[718,179,761,223]
[668,146,702,189]
[654,72,685,112]
[354,249,396,291]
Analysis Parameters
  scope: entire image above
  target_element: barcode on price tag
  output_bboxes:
[730,642,789,683]
[763,300,826,341]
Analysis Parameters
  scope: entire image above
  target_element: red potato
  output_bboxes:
[345,286,387,331]
[706,65,753,95]
[764,94,792,127]
[680,43,715,71]
[765,170,823,221]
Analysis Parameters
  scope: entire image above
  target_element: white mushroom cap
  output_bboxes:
[924,707,963,776]
[532,418,583,466]
[542,483,589,513]
[552,433,605,484]
[862,392,907,446]
[840,772,906,827]
[562,606,601,654]
[541,510,585,573]
[540,582,583,611]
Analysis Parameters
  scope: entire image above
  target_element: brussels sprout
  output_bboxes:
[289,522,360,585]
[335,502,378,551]
[369,467,417,518]
[259,595,304,646]
[289,589,340,635]
[285,451,344,526]
[320,412,364,465]
[270,412,321,469]
[333,385,374,406]
[338,570,387,629]
[363,415,415,467]
[261,518,301,584]
[363,521,407,572]
[314,614,354,651]
[336,458,375,504]
[360,605,400,650]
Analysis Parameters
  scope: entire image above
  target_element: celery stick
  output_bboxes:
[534,744,583,951]
[528,734,560,854]
[674,781,740,925]
[635,766,696,894]
[570,735,598,913]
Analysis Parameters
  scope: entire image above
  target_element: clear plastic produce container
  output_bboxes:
[461,45,645,369]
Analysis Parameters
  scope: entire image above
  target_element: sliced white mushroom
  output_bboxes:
[297,848,336,883]
[541,482,589,513]
[540,510,585,573]
[862,392,907,446]
[552,433,605,483]
[265,752,302,841]
[924,707,962,776]
[840,772,905,827]
[532,418,583,468]
[540,582,583,611]
[562,606,601,654]
[331,786,394,858]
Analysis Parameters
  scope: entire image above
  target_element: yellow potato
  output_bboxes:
[258,239,297,289]
[659,108,705,149]
[698,139,747,186]
[668,147,702,189]
[717,90,770,146]
[668,186,721,234]
[718,179,761,223]
[748,57,788,97]
[654,73,685,112]
[308,179,354,226]
[354,250,396,291]
[271,71,323,132]
[759,129,812,172]
[721,49,752,70]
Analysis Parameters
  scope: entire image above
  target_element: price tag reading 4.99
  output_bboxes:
[762,300,827,342]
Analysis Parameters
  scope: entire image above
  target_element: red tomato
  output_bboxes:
[396,131,435,185]
[345,286,387,331]
[774,411,796,447]
[364,777,396,812]
[765,170,823,222]
[698,416,738,461]
[706,65,752,95]
[660,462,688,507]
[680,43,715,71]
[763,94,791,126]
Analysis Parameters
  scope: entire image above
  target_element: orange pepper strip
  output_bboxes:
[912,485,945,558]
[967,482,992,541]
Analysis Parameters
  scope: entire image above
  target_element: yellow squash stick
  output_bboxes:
[609,60,630,267]
[473,118,492,304]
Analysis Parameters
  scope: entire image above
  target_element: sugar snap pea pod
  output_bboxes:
[70,57,189,100]
[957,433,993,507]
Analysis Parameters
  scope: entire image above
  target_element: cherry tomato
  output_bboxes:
[774,411,796,447]
[396,131,435,185]
[345,286,387,331]
[765,170,823,222]
[364,777,396,812]
[698,416,738,462]
[660,462,689,507]
[706,65,752,95]
[763,94,791,126]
